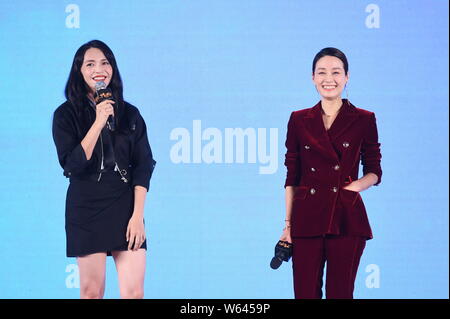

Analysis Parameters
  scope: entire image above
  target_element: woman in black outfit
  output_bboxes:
[52,40,156,299]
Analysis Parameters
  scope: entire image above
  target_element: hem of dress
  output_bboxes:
[66,246,147,258]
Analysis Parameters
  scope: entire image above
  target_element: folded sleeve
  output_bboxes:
[131,111,156,191]
[361,112,382,186]
[284,112,301,188]
[52,109,93,177]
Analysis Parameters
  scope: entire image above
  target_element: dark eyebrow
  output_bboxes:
[316,67,343,70]
[84,59,108,63]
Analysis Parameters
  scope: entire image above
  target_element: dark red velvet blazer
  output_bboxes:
[284,99,382,239]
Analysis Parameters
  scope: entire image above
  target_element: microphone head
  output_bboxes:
[270,257,283,270]
[95,81,107,91]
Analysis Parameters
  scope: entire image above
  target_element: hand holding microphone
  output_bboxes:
[94,99,115,129]
[94,81,115,131]
[270,223,293,269]
[270,240,293,270]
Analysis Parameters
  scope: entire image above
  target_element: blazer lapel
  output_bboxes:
[302,99,359,162]
[327,99,359,141]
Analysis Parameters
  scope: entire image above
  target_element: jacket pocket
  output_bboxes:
[294,186,308,200]
[340,188,361,207]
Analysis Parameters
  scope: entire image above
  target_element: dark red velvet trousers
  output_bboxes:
[292,235,366,299]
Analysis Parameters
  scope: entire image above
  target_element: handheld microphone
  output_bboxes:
[270,240,293,270]
[94,81,115,131]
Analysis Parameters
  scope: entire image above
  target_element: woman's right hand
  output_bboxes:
[280,226,292,244]
[94,99,115,128]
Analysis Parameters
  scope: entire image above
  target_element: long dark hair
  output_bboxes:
[65,40,124,114]
[312,47,349,75]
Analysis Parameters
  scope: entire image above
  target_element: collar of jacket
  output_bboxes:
[303,99,360,162]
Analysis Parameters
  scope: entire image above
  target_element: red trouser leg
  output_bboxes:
[292,237,326,299]
[324,235,366,299]
[292,235,366,299]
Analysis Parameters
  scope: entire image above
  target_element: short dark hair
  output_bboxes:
[312,47,349,75]
[64,40,124,112]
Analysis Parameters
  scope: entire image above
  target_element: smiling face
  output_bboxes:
[80,47,113,94]
[312,55,348,100]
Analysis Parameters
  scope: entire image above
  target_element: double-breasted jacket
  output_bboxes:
[284,99,382,239]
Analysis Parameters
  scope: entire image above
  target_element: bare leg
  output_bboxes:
[111,249,146,299]
[77,252,107,299]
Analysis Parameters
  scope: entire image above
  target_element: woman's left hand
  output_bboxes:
[127,215,146,251]
[342,181,361,192]
[342,174,379,193]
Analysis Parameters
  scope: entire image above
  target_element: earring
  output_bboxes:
[345,84,349,101]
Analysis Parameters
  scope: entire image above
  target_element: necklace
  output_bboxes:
[321,101,343,118]
[321,107,341,118]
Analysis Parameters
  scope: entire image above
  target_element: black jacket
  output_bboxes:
[52,100,156,191]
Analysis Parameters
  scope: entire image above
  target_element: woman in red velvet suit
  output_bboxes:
[280,48,382,299]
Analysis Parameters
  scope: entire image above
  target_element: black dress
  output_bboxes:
[52,99,156,257]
